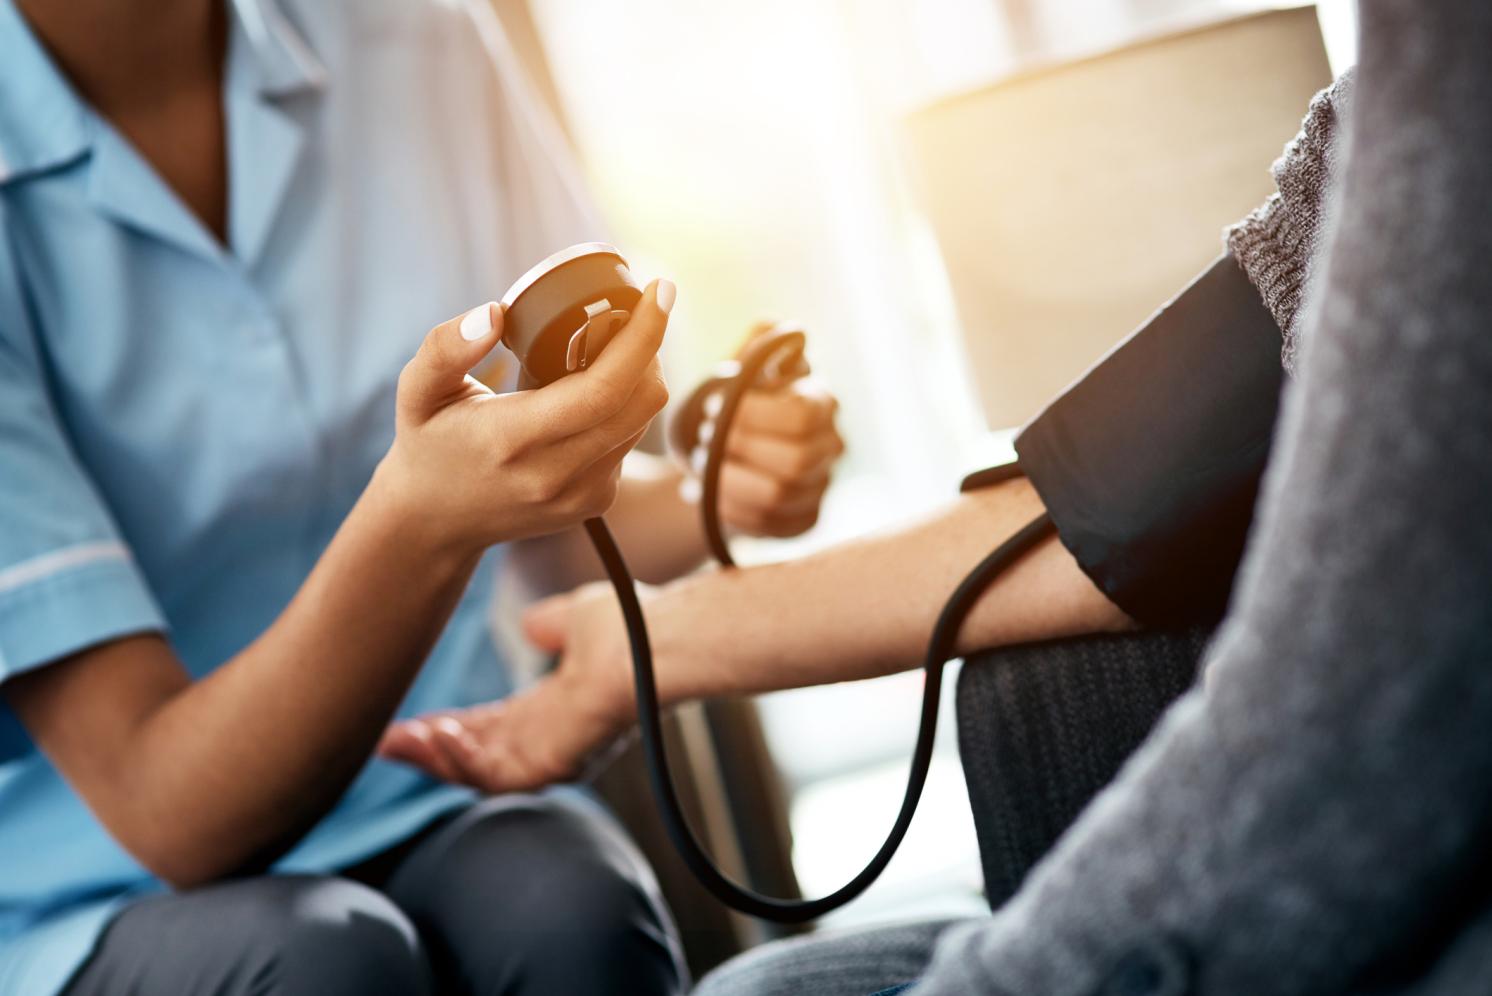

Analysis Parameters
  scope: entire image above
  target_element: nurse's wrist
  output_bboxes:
[364,454,479,565]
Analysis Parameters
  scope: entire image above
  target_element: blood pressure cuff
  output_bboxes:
[986,254,1286,626]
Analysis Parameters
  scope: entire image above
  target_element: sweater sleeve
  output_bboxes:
[1226,71,1354,372]
[917,3,1492,993]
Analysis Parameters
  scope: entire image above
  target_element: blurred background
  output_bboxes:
[494,0,1358,970]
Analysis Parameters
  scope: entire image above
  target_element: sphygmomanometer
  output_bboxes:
[499,243,1059,922]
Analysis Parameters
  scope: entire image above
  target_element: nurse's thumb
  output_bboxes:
[397,302,502,420]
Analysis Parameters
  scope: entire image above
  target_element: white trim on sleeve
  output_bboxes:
[0,542,133,596]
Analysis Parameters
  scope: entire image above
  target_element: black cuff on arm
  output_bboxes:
[1012,254,1286,626]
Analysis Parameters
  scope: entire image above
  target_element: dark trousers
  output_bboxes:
[63,793,687,996]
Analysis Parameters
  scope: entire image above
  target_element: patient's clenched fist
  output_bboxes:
[715,349,844,538]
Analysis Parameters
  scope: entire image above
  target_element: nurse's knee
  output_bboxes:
[453,795,684,991]
[229,876,432,996]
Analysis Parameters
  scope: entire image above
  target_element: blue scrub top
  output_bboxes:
[0,1,601,992]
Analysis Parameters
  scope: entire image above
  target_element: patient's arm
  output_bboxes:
[378,474,1132,792]
[380,219,1288,794]
[634,475,1129,696]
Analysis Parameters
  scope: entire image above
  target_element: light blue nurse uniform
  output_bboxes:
[0,1,601,992]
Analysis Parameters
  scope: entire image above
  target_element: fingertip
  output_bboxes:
[459,301,500,342]
[654,278,676,316]
[378,721,427,764]
[376,726,406,758]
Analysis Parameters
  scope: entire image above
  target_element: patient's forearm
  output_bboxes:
[649,477,1132,705]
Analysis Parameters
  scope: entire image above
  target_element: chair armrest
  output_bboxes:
[956,628,1211,909]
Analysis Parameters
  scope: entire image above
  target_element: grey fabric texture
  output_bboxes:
[692,919,966,996]
[915,2,1492,994]
[63,793,686,996]
[956,630,1210,910]
[1226,72,1354,373]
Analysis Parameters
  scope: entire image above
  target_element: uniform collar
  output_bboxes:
[0,0,324,187]
[0,0,91,184]
[230,0,326,99]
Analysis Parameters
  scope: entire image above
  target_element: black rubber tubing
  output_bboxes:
[583,333,1054,922]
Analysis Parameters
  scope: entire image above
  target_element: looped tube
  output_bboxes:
[697,328,807,566]
[582,332,1055,922]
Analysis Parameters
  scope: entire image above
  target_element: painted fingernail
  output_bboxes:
[459,302,498,341]
[655,280,676,315]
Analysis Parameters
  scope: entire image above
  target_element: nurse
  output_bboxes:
[0,1,843,995]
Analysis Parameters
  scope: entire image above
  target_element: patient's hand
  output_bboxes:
[377,582,639,793]
[714,322,845,538]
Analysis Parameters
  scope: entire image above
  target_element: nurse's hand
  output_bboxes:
[714,323,844,538]
[379,280,673,549]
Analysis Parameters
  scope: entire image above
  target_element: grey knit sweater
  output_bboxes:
[916,1,1492,993]
[1227,72,1354,373]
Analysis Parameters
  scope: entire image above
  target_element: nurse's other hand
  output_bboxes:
[379,281,673,549]
[716,325,844,537]
[378,581,639,792]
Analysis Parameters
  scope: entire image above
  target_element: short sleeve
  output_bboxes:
[0,217,165,758]
[1013,254,1286,626]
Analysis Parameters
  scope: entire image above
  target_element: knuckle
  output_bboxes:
[395,358,420,396]
[582,477,621,517]
[552,486,584,520]
[643,377,669,418]
[417,324,450,362]
[761,476,789,506]
[789,400,817,435]
[585,376,624,419]
[518,468,564,505]
[787,446,817,477]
